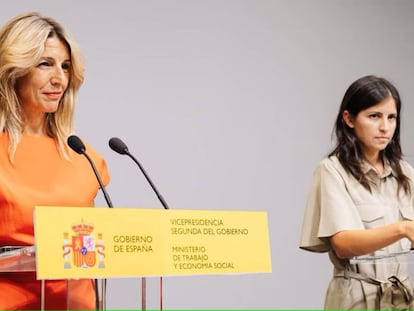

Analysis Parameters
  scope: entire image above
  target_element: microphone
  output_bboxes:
[108,137,169,209]
[67,135,113,208]
[109,136,168,310]
[67,134,113,310]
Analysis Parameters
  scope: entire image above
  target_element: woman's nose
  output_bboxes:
[379,117,391,131]
[50,66,67,86]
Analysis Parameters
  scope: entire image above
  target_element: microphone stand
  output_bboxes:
[82,152,113,208]
[81,151,113,311]
[68,135,113,311]
[124,151,169,210]
[109,137,169,310]
[124,150,168,311]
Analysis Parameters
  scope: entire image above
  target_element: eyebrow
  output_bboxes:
[41,55,70,60]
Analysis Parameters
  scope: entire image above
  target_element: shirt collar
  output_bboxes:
[361,159,394,178]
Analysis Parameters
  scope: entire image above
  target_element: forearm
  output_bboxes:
[330,221,412,258]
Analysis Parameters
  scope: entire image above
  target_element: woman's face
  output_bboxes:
[343,96,397,158]
[16,36,71,119]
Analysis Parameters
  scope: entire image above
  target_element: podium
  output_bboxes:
[0,246,49,309]
[0,246,36,272]
[0,245,152,310]
[3,206,271,310]
[340,248,414,310]
[350,248,414,264]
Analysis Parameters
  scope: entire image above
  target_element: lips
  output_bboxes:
[375,137,390,142]
[43,91,62,99]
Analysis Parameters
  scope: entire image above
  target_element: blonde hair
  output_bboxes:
[0,12,85,160]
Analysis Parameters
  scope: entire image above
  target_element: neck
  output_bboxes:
[364,156,384,174]
[22,128,47,136]
[21,111,48,136]
[22,120,47,136]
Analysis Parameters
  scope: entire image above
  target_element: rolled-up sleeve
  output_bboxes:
[300,157,365,252]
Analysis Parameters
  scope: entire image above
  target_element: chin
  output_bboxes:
[45,106,59,113]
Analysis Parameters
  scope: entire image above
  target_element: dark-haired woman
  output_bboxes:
[300,75,414,309]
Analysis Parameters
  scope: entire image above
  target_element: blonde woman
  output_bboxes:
[0,12,109,309]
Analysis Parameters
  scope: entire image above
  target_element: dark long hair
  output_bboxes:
[329,75,410,195]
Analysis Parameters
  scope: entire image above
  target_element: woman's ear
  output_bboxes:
[342,110,354,128]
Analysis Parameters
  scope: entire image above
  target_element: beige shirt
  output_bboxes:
[300,155,414,309]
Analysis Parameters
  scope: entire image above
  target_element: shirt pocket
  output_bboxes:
[356,204,385,229]
[399,206,414,221]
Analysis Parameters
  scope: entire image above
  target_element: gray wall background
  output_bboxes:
[2,0,414,309]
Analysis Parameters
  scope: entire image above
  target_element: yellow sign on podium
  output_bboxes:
[34,206,272,280]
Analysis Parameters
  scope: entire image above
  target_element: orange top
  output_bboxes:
[0,133,110,310]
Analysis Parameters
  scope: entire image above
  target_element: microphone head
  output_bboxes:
[67,135,86,154]
[109,137,129,155]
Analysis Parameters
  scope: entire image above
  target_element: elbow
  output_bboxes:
[330,233,355,259]
[332,245,352,259]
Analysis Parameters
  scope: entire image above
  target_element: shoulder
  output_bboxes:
[314,155,347,177]
[308,155,355,190]
[75,136,110,184]
[83,140,105,160]
[71,135,105,160]
[69,136,108,169]
[318,155,339,169]
[400,159,414,177]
